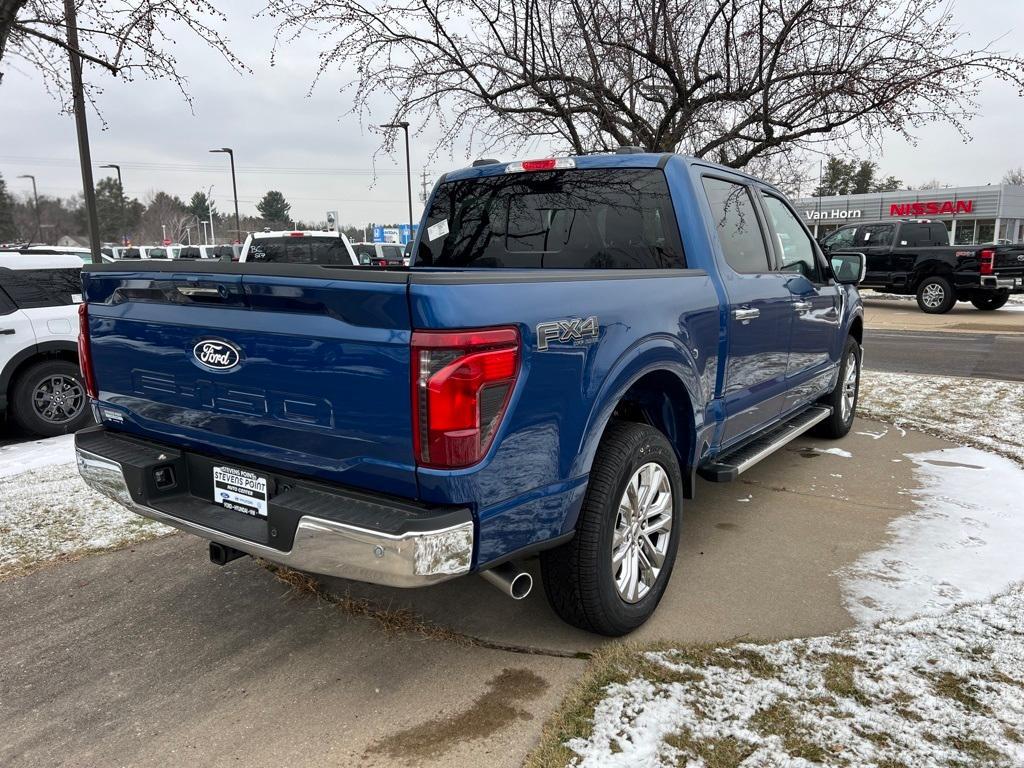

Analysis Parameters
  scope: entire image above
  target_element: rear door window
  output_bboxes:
[702,177,770,273]
[178,247,202,259]
[0,268,82,308]
[858,224,895,247]
[417,168,685,269]
[247,237,351,265]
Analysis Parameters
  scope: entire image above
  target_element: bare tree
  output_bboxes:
[266,0,1024,175]
[1002,167,1024,186]
[1,1,245,112]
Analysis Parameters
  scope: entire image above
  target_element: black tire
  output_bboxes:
[540,422,682,636]
[915,276,957,314]
[970,293,1010,311]
[813,336,861,439]
[9,359,93,438]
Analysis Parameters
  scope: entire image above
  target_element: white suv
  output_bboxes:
[239,230,360,265]
[0,253,92,437]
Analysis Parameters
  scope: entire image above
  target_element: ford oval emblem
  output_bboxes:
[193,339,241,370]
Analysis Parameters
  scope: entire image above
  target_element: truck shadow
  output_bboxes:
[314,421,943,654]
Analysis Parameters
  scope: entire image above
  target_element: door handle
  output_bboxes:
[0,328,15,335]
[793,301,812,312]
[732,308,760,322]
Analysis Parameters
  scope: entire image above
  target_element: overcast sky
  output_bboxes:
[1,0,1022,226]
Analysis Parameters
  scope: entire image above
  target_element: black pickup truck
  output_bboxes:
[820,220,1024,313]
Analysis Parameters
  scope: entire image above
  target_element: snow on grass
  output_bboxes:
[841,446,1024,625]
[0,434,76,479]
[859,370,1024,466]
[0,450,172,578]
[556,587,1024,768]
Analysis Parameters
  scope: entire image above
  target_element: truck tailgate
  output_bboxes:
[82,268,417,497]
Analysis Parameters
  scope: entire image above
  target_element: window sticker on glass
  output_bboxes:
[427,219,449,241]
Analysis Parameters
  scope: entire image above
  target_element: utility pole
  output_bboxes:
[100,164,125,245]
[207,185,216,245]
[419,169,431,203]
[209,148,240,242]
[380,121,413,240]
[65,0,102,264]
[17,174,40,243]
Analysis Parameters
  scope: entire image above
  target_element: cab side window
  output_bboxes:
[702,177,770,274]
[760,193,821,281]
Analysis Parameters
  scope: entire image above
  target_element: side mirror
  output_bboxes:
[830,251,866,285]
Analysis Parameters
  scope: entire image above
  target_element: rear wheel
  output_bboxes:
[916,276,957,314]
[813,336,861,439]
[970,293,1010,311]
[540,422,682,636]
[9,360,93,438]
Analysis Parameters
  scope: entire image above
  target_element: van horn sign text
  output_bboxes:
[804,199,975,222]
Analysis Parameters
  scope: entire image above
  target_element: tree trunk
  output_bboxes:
[0,0,28,79]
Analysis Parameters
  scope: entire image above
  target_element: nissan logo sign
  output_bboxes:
[193,339,242,370]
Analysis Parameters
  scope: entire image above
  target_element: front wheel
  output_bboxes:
[916,276,957,314]
[813,336,862,439]
[540,422,682,636]
[970,293,1009,311]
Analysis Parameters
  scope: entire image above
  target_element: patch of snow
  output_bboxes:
[856,429,888,440]
[840,447,1024,624]
[859,371,1024,466]
[0,434,76,479]
[567,586,1024,767]
[736,495,751,503]
[810,447,853,458]
[0,454,172,577]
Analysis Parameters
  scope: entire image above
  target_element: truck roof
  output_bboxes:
[441,152,775,189]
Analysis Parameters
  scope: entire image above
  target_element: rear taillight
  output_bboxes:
[412,328,520,468]
[77,303,98,399]
[979,249,995,275]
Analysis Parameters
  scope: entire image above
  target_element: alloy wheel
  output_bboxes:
[840,352,858,423]
[921,283,945,309]
[612,462,673,603]
[32,374,85,425]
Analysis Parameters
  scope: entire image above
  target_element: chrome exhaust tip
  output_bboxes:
[480,562,533,600]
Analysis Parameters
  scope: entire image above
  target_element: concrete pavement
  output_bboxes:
[863,296,1024,334]
[0,420,952,767]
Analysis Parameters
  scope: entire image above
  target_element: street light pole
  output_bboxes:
[100,164,125,245]
[380,121,413,242]
[17,174,40,243]
[64,0,102,264]
[209,148,240,242]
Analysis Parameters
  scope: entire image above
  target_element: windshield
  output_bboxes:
[247,236,351,264]
[416,168,685,269]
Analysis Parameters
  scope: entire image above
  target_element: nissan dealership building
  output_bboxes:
[793,184,1024,245]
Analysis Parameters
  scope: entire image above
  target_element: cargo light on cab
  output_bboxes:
[505,157,576,173]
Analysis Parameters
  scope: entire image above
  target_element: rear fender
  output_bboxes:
[573,336,705,500]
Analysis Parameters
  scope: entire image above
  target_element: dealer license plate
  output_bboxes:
[213,466,268,518]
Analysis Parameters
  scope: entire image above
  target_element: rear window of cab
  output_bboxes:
[416,168,685,269]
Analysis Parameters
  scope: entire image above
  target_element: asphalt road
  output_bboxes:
[863,328,1024,382]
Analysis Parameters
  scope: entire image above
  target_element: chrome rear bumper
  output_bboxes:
[76,446,473,588]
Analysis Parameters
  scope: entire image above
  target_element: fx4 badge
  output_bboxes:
[536,316,599,351]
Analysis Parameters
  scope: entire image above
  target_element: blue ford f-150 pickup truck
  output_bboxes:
[74,152,865,635]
